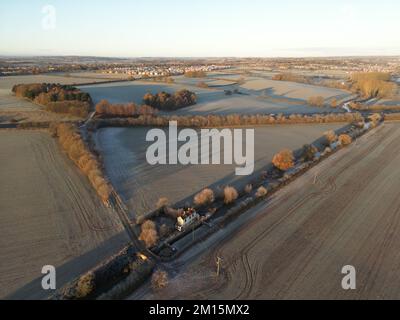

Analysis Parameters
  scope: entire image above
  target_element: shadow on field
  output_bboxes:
[5,231,129,300]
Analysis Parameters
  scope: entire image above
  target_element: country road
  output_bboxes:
[130,122,400,300]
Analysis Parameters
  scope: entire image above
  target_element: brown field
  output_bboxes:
[0,131,129,299]
[94,124,344,220]
[132,122,400,300]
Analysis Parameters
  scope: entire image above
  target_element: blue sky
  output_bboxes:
[0,0,399,57]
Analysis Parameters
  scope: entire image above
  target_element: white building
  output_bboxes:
[176,208,200,232]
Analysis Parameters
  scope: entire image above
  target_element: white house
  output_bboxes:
[176,208,200,232]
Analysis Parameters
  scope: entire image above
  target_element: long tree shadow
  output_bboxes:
[5,231,129,300]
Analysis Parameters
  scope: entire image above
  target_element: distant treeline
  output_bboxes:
[90,112,363,130]
[143,89,197,111]
[12,83,92,117]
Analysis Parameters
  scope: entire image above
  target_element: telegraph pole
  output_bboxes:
[216,256,222,277]
[313,173,318,185]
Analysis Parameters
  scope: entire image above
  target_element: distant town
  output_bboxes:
[1,56,399,78]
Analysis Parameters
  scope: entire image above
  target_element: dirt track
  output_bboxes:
[138,123,400,300]
[0,131,129,299]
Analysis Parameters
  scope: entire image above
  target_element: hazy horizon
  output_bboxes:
[1,53,400,59]
[1,0,399,57]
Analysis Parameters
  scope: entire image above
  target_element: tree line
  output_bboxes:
[12,83,92,117]
[95,100,158,117]
[91,112,363,130]
[50,123,112,202]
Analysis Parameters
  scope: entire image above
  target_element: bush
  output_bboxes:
[159,224,171,238]
[164,207,181,219]
[197,81,209,88]
[369,113,382,123]
[194,188,215,206]
[272,149,294,171]
[323,147,332,156]
[151,270,168,291]
[256,186,268,198]
[224,186,239,204]
[75,272,95,299]
[301,144,318,162]
[324,130,337,144]
[338,134,352,146]
[156,197,170,210]
[307,96,325,107]
[139,220,159,248]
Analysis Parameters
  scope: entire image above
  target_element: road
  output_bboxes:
[130,122,400,300]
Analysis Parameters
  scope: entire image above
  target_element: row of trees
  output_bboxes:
[142,89,197,111]
[272,131,353,172]
[50,123,112,202]
[93,112,363,130]
[349,101,400,112]
[95,100,158,117]
[12,83,92,117]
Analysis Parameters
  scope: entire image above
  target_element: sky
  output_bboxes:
[0,0,399,57]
